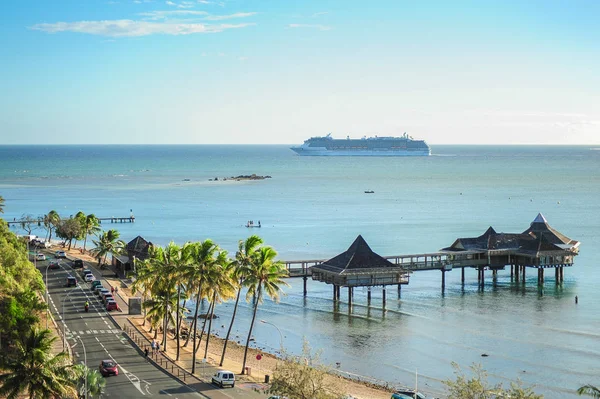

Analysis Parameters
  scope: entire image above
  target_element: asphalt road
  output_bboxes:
[39,256,206,399]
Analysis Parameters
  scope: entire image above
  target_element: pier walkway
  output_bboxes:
[6,215,135,227]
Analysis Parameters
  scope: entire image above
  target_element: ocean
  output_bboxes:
[1,144,599,397]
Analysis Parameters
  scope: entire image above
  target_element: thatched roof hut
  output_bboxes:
[311,235,409,287]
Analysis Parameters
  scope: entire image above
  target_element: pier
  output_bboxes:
[6,215,135,227]
[284,214,579,304]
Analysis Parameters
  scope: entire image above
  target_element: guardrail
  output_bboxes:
[123,319,198,385]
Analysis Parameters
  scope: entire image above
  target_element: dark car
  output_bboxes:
[72,259,84,269]
[48,261,61,270]
[91,280,102,290]
[99,359,119,376]
[66,276,77,287]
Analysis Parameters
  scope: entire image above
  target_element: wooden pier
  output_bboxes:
[6,215,135,226]
[283,214,579,304]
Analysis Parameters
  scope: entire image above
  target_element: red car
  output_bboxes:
[106,300,118,311]
[99,359,119,376]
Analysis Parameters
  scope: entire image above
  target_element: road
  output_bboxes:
[40,256,205,399]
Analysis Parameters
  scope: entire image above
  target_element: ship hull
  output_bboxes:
[290,147,430,156]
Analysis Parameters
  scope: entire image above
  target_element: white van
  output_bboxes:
[211,370,235,388]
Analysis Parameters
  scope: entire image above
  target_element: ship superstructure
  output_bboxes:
[290,133,430,156]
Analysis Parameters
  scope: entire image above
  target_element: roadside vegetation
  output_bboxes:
[0,209,87,398]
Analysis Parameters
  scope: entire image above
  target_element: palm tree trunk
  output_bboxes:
[162,295,169,350]
[190,286,203,374]
[83,234,88,251]
[203,292,217,359]
[194,301,213,355]
[220,284,242,366]
[175,285,182,361]
[241,285,261,375]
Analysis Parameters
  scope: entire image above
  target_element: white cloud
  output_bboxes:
[238,56,247,61]
[203,12,257,21]
[166,1,176,5]
[29,20,255,37]
[311,11,328,17]
[139,10,208,20]
[288,23,331,31]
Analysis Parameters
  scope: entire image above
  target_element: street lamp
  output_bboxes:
[74,335,88,399]
[62,286,79,349]
[260,319,284,352]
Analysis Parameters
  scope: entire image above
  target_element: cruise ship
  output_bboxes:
[290,133,431,156]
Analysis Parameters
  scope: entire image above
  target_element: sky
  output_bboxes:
[1,0,599,145]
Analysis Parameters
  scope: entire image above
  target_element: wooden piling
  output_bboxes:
[367,288,371,303]
[441,270,446,292]
[382,287,386,306]
[461,267,465,285]
[397,283,401,298]
[303,276,308,297]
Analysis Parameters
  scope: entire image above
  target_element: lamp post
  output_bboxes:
[75,335,88,399]
[62,286,79,349]
[260,319,283,352]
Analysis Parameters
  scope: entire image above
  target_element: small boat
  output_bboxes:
[246,224,261,228]
[364,190,375,194]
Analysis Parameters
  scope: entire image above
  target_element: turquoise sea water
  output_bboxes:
[1,145,599,397]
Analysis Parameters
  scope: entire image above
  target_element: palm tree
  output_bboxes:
[0,327,79,398]
[240,246,289,375]
[184,239,219,374]
[220,235,263,366]
[142,288,178,342]
[73,366,106,399]
[0,195,5,213]
[43,210,60,242]
[579,385,600,398]
[203,250,235,360]
[81,214,101,251]
[73,211,87,249]
[91,229,125,267]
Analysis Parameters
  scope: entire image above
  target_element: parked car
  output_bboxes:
[91,280,102,290]
[98,288,110,298]
[99,359,119,377]
[101,292,114,304]
[94,284,105,294]
[72,259,84,269]
[55,251,67,258]
[211,370,235,388]
[35,253,46,261]
[391,391,428,399]
[66,276,77,287]
[84,273,95,282]
[48,261,61,270]
[106,300,118,311]
[81,269,92,278]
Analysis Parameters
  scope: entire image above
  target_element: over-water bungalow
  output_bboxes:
[311,235,409,304]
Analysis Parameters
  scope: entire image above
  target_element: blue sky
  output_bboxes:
[1,0,599,144]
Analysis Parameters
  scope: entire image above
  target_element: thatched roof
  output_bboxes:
[442,213,579,254]
[312,235,400,275]
[522,213,579,249]
[126,236,152,260]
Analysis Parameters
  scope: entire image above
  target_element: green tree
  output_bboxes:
[241,246,288,375]
[91,229,125,267]
[56,218,82,250]
[443,362,543,399]
[220,235,262,366]
[184,239,219,374]
[43,210,60,243]
[81,214,101,251]
[19,214,39,236]
[203,250,235,360]
[578,385,600,398]
[268,339,345,399]
[0,327,79,399]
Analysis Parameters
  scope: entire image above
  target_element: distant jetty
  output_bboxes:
[209,174,272,182]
